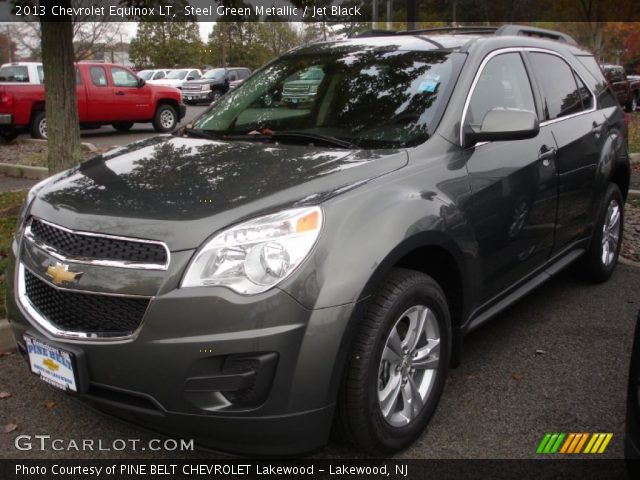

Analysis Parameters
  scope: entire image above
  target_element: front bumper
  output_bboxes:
[6,241,355,455]
[182,91,211,102]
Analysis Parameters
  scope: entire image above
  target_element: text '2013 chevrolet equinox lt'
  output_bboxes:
[6,25,630,456]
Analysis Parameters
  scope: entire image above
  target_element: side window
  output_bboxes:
[90,66,108,87]
[467,52,536,127]
[530,53,585,120]
[228,71,238,81]
[190,70,200,79]
[155,71,165,80]
[239,69,249,79]
[575,74,594,110]
[37,65,44,83]
[111,67,138,87]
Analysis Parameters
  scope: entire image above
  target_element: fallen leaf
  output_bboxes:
[43,400,56,409]
[511,372,524,381]
[0,392,11,399]
[0,351,15,357]
[3,423,17,433]
[535,349,545,355]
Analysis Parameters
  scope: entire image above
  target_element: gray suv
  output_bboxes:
[6,25,630,456]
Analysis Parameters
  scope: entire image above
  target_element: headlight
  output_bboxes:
[181,207,322,294]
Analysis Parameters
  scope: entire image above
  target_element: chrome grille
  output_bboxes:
[25,217,169,270]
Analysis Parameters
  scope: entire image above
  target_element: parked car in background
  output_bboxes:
[282,66,325,106]
[0,62,186,140]
[137,69,171,82]
[182,67,251,104]
[148,68,202,90]
[0,62,44,84]
[602,64,640,111]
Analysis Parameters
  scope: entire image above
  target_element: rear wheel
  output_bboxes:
[30,111,46,139]
[112,122,134,132]
[152,104,178,133]
[576,183,624,282]
[337,268,451,455]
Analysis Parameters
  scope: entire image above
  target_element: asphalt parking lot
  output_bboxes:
[0,263,638,459]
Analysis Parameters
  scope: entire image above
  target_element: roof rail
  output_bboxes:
[495,25,577,45]
[355,29,397,38]
[401,26,499,36]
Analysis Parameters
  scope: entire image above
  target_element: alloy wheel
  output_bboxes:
[377,304,440,427]
[601,199,621,266]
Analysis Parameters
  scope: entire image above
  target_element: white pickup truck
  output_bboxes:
[0,62,44,84]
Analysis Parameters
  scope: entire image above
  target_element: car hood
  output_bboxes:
[148,79,183,87]
[29,136,408,251]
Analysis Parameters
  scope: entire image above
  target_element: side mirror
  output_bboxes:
[137,78,146,88]
[186,76,195,81]
[463,108,539,148]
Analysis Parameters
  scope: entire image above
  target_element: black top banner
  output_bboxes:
[2,0,640,23]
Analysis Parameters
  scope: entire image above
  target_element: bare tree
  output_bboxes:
[9,0,124,61]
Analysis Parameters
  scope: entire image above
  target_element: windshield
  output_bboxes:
[203,68,226,79]
[137,70,153,80]
[167,70,188,80]
[193,45,456,148]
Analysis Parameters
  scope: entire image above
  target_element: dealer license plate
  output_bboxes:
[24,335,77,392]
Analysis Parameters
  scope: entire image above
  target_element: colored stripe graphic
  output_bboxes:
[537,433,613,454]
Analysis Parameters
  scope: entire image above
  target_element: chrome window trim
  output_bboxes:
[24,217,170,271]
[16,263,153,341]
[460,47,598,147]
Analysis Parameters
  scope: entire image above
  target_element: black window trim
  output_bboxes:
[460,47,597,147]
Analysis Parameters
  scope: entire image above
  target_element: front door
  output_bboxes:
[461,51,559,303]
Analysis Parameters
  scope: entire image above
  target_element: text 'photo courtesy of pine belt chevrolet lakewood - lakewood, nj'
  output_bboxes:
[3,24,633,456]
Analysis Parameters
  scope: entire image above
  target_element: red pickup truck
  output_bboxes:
[0,62,186,140]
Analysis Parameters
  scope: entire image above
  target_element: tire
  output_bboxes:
[210,90,222,103]
[152,104,178,133]
[30,111,47,139]
[337,268,451,455]
[576,183,624,283]
[112,122,134,132]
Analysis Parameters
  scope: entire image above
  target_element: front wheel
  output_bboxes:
[30,111,47,139]
[337,268,451,455]
[576,183,624,283]
[152,104,178,133]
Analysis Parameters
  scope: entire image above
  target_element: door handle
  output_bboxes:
[591,121,604,136]
[538,145,556,166]
[115,91,125,96]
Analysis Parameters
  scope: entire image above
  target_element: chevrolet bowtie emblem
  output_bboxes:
[46,263,83,286]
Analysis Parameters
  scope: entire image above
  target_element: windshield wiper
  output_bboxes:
[180,127,224,141]
[269,131,359,149]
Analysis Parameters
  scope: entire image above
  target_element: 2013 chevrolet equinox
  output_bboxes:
[6,25,630,456]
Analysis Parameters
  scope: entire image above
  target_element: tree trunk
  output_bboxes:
[40,16,82,174]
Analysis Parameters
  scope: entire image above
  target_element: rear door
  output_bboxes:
[462,51,559,302]
[85,65,115,122]
[527,51,603,250]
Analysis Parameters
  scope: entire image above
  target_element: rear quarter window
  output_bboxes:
[0,65,29,82]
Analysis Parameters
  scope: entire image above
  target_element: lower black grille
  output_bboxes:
[24,270,150,335]
[29,218,168,266]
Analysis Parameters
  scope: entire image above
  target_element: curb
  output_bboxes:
[630,189,640,196]
[15,137,99,153]
[0,319,16,353]
[0,163,48,180]
[620,256,640,268]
